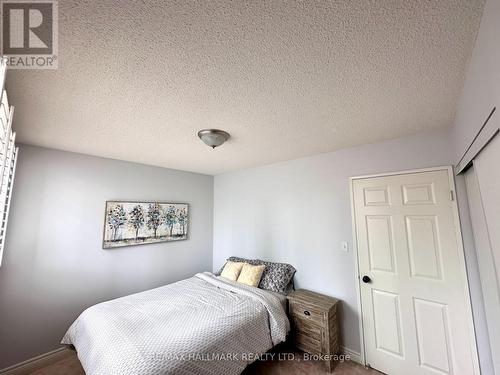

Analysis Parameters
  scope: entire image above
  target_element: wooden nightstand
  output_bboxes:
[287,289,340,372]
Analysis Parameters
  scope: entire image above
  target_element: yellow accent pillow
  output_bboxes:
[220,261,245,281]
[237,264,266,287]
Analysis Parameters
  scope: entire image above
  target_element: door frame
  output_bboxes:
[349,166,480,374]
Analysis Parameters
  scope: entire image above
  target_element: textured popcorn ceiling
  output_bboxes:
[7,1,484,175]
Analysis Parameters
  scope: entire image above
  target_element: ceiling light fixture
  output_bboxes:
[197,129,230,149]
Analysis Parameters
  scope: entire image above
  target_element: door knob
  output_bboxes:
[362,275,371,283]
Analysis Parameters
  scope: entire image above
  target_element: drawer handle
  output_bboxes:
[303,310,311,316]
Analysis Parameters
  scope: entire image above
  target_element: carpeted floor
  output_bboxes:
[28,349,383,375]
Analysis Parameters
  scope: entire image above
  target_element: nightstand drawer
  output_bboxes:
[289,301,325,324]
[294,332,322,355]
[292,315,323,341]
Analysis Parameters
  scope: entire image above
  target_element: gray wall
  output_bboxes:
[0,145,214,369]
[452,0,498,162]
[213,129,484,356]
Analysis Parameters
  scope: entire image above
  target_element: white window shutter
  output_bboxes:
[0,57,5,94]
[0,58,19,266]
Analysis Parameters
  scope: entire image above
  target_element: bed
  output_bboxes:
[61,272,290,375]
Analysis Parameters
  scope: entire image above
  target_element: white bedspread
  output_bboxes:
[61,272,289,375]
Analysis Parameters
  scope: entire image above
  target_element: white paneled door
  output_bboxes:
[352,169,478,375]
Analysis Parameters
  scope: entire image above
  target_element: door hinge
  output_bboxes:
[450,190,455,201]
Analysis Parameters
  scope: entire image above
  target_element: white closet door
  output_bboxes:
[473,134,500,289]
[467,134,500,374]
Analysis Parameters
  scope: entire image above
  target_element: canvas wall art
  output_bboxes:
[103,201,188,249]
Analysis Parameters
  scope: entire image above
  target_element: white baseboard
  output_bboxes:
[341,345,363,365]
[0,347,71,375]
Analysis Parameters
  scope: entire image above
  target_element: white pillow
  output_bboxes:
[237,264,266,287]
[220,261,245,281]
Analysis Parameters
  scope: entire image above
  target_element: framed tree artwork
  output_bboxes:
[103,201,188,249]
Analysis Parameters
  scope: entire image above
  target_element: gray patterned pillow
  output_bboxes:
[254,259,296,295]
